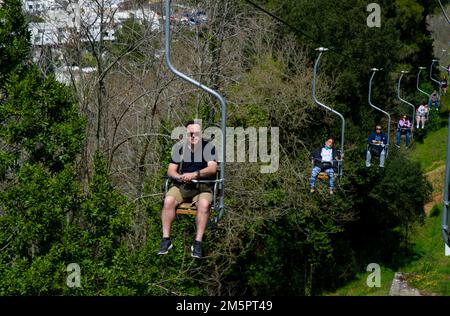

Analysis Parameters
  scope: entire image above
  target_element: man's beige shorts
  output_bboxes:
[166,186,213,204]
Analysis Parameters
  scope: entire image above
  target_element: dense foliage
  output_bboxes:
[0,0,439,295]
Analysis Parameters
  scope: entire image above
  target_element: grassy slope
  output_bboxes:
[410,127,448,173]
[327,211,450,296]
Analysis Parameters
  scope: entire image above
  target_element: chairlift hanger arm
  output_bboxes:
[312,48,345,158]
[430,60,442,86]
[368,69,391,148]
[417,67,431,97]
[397,72,416,134]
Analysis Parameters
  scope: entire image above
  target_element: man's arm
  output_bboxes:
[167,163,181,180]
[197,161,218,179]
[179,161,218,183]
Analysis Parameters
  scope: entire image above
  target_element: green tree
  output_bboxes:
[0,66,85,173]
[0,0,31,87]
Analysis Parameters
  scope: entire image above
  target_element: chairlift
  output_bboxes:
[367,68,391,159]
[397,70,415,143]
[163,0,226,224]
[312,47,345,180]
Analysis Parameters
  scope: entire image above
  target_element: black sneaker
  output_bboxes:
[191,240,202,259]
[157,238,173,255]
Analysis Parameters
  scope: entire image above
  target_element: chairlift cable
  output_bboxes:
[242,0,350,60]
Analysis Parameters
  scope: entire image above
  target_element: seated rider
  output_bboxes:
[309,138,341,195]
[158,120,217,259]
[428,91,440,111]
[396,115,411,148]
[441,78,448,95]
[416,103,428,129]
[366,125,388,175]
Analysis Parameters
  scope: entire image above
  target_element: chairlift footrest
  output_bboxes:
[176,203,197,215]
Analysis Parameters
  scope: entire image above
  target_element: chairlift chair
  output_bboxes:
[312,156,342,181]
[163,174,222,218]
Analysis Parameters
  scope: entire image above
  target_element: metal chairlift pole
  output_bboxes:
[397,71,416,139]
[312,47,345,177]
[368,68,391,155]
[443,118,450,247]
[438,0,450,249]
[416,67,431,98]
[164,0,226,222]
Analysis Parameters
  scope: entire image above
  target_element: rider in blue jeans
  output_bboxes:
[366,125,388,175]
[309,138,341,195]
[428,91,440,110]
[396,115,411,148]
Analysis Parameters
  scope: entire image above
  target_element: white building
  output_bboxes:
[25,0,162,46]
[29,22,59,46]
[55,65,96,85]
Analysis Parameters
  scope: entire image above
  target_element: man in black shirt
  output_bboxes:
[158,120,217,259]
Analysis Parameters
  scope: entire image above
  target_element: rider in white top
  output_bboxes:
[416,103,428,129]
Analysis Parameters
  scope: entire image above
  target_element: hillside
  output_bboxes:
[327,92,450,296]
